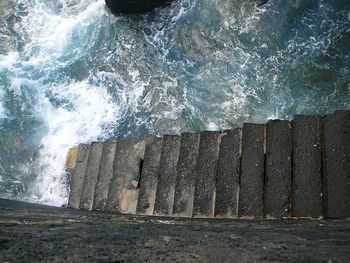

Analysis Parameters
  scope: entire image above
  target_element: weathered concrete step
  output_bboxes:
[80,142,104,210]
[239,124,265,218]
[154,135,181,216]
[173,133,200,217]
[68,144,89,209]
[215,129,240,218]
[106,139,148,214]
[136,137,163,215]
[292,115,322,218]
[322,111,350,219]
[66,110,350,219]
[93,142,117,211]
[193,131,221,218]
[265,120,292,218]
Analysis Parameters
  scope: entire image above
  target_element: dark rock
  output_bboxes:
[1,199,350,262]
[105,0,172,14]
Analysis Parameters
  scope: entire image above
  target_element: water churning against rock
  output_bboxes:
[0,0,349,206]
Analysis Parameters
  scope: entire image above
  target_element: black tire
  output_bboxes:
[105,0,172,14]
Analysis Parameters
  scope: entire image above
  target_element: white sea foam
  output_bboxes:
[21,0,106,66]
[0,89,6,120]
[6,0,120,206]
[31,79,119,205]
[0,52,18,70]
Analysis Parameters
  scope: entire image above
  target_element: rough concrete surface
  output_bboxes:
[322,111,350,218]
[292,115,322,218]
[193,132,221,218]
[106,139,146,214]
[173,133,200,217]
[137,138,163,215]
[68,144,90,209]
[0,199,349,262]
[80,142,104,210]
[265,120,292,218]
[215,129,240,218]
[154,135,181,216]
[239,124,265,218]
[93,142,117,211]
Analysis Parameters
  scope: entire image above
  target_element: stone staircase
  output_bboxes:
[66,110,350,219]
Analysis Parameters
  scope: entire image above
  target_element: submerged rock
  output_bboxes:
[0,0,18,53]
[0,1,17,20]
[105,0,172,14]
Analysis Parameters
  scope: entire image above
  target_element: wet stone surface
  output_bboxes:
[0,0,19,53]
[0,199,349,262]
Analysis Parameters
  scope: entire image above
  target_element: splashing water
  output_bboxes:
[0,0,349,206]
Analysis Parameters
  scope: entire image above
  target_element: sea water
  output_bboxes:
[0,0,349,206]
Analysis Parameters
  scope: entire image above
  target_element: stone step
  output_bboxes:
[173,132,200,217]
[239,124,265,218]
[106,139,148,214]
[193,131,222,218]
[66,110,350,219]
[322,111,350,219]
[215,129,241,218]
[136,138,163,215]
[154,135,181,216]
[265,120,292,218]
[80,142,104,210]
[291,115,322,218]
[68,144,89,209]
[93,142,117,211]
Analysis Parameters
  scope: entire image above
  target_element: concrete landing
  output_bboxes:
[0,199,349,262]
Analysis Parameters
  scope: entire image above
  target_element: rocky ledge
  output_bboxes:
[0,199,349,262]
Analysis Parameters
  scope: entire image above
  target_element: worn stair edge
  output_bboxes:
[106,139,148,214]
[215,129,241,218]
[68,144,90,209]
[322,110,350,219]
[239,124,265,219]
[65,147,79,171]
[136,137,163,215]
[173,133,200,217]
[265,120,292,219]
[193,131,222,218]
[154,135,181,216]
[291,115,323,218]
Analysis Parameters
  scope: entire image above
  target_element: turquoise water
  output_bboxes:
[0,0,349,205]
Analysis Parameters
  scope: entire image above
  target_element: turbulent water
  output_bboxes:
[0,0,349,206]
